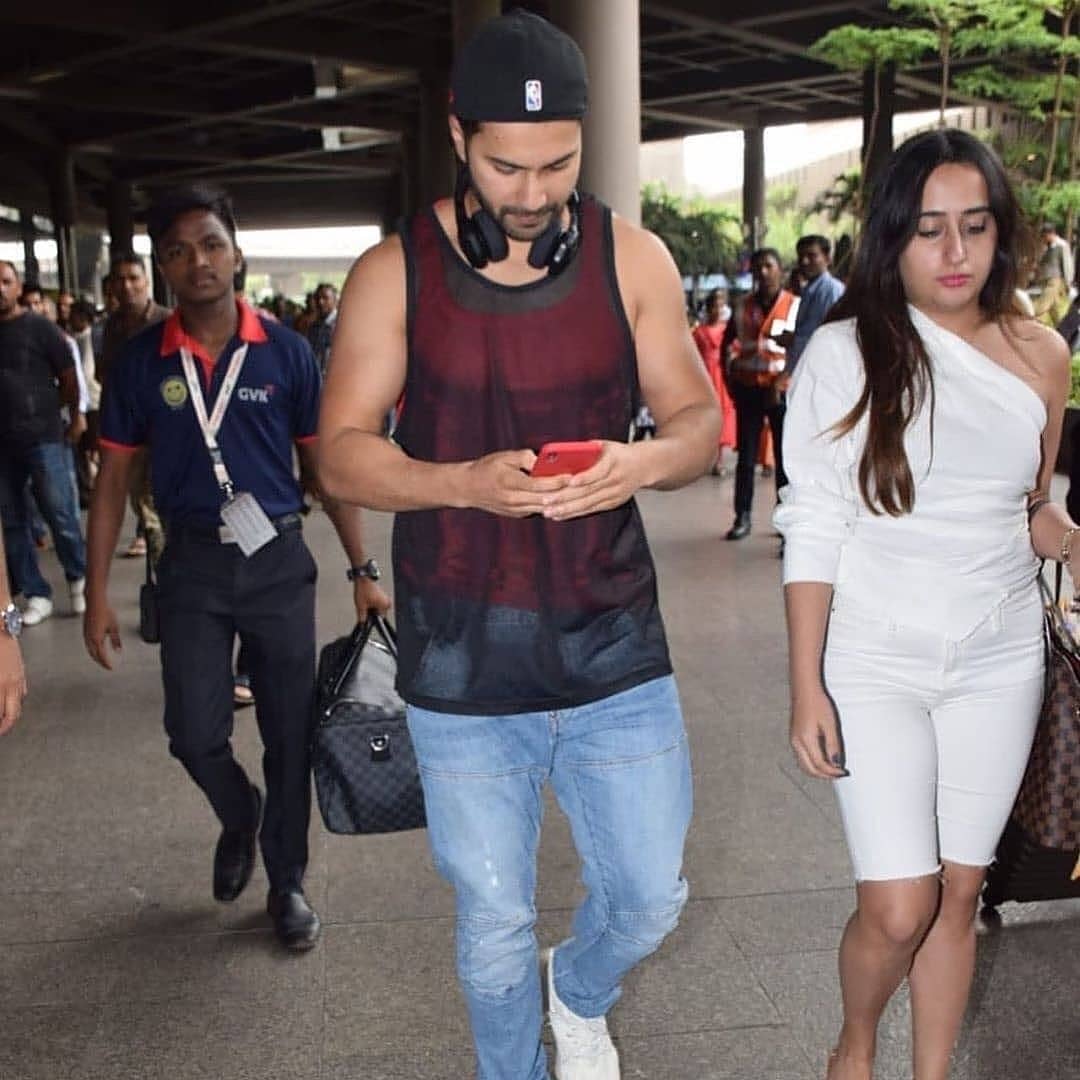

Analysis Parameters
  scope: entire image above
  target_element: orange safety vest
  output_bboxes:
[728,289,799,388]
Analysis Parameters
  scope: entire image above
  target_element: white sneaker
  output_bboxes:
[21,596,54,626]
[546,948,620,1080]
[69,578,86,615]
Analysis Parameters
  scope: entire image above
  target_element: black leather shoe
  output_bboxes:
[213,784,263,902]
[267,889,321,952]
[725,513,752,540]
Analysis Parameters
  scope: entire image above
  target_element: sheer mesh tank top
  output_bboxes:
[393,195,672,714]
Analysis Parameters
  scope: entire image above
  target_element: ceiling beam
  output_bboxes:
[1,1,339,90]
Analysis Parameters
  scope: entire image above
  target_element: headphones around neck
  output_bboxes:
[454,167,581,276]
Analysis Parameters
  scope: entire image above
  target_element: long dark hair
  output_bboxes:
[827,129,1027,515]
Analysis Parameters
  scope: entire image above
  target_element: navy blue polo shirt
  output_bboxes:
[100,302,320,526]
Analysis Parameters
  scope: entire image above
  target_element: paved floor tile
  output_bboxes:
[1,480,1076,1079]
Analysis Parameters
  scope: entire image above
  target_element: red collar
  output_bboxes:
[159,300,268,364]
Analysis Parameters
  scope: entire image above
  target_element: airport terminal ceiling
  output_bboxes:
[0,1,1013,232]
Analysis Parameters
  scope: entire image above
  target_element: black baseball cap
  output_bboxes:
[450,9,588,123]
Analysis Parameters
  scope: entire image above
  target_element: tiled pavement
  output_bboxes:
[2,473,1077,1079]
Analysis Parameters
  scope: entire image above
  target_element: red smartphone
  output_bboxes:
[531,440,603,477]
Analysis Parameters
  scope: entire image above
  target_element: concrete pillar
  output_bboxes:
[49,152,79,293]
[452,0,501,50]
[18,209,40,283]
[75,231,103,301]
[742,125,766,251]
[862,63,896,198]
[106,179,135,257]
[418,70,455,206]
[548,0,641,224]
[151,261,171,307]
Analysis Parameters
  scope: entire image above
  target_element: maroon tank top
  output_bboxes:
[394,196,671,714]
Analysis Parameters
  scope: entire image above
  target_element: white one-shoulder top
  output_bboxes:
[774,307,1045,640]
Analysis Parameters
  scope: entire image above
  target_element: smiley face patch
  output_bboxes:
[160,376,189,410]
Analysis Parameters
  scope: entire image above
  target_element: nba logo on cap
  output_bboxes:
[524,79,543,112]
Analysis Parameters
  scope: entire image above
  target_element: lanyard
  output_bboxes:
[179,343,249,497]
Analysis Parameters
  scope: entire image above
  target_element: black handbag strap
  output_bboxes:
[327,613,398,699]
[145,548,156,587]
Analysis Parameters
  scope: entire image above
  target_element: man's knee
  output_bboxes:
[165,716,230,775]
[609,875,688,955]
[457,909,537,1001]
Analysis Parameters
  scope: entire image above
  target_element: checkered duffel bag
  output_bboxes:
[312,615,426,835]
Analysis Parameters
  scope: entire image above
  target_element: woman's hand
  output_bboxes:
[790,687,849,780]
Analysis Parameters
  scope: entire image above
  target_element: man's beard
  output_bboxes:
[474,184,562,243]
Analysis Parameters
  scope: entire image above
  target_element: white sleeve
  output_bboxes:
[67,335,90,414]
[773,324,862,584]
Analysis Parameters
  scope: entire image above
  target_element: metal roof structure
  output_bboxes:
[0,1,1009,231]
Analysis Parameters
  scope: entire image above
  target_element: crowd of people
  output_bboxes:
[1,10,1077,1080]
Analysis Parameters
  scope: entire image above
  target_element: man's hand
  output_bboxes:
[66,412,88,445]
[354,579,392,623]
[460,450,571,518]
[84,598,122,670]
[0,635,27,735]
[539,441,647,522]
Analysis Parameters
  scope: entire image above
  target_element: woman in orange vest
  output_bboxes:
[721,248,799,539]
[691,288,736,473]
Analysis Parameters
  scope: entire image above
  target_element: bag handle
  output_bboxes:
[145,548,156,588]
[326,613,398,699]
[1039,560,1080,655]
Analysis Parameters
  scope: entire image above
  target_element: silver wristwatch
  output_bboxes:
[1,603,23,640]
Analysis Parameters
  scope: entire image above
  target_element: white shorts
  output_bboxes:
[823,585,1044,882]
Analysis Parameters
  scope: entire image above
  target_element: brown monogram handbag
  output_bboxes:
[983,566,1080,907]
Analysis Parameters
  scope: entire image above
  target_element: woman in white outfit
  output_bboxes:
[776,129,1078,1080]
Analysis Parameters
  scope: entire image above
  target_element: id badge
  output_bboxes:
[219,492,277,556]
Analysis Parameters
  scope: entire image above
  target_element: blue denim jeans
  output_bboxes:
[0,440,86,599]
[407,675,692,1080]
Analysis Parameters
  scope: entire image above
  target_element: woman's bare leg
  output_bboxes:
[828,875,940,1079]
[907,861,985,1080]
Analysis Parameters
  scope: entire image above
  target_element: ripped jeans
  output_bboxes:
[407,676,692,1080]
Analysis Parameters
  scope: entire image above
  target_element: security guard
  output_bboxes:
[84,184,389,951]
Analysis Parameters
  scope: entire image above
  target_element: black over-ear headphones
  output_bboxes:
[454,167,581,276]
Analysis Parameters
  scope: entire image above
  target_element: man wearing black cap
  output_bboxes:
[320,11,719,1080]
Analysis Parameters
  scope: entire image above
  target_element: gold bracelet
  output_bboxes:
[1061,526,1080,564]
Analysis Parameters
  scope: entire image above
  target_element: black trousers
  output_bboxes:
[157,525,317,892]
[731,382,787,517]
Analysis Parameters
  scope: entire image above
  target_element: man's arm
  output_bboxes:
[0,530,27,735]
[540,222,720,521]
[318,236,569,516]
[296,442,390,621]
[625,225,721,487]
[84,448,138,669]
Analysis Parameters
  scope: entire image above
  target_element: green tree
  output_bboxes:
[813,1,1080,239]
[953,2,1080,235]
[641,184,742,297]
[810,24,937,219]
